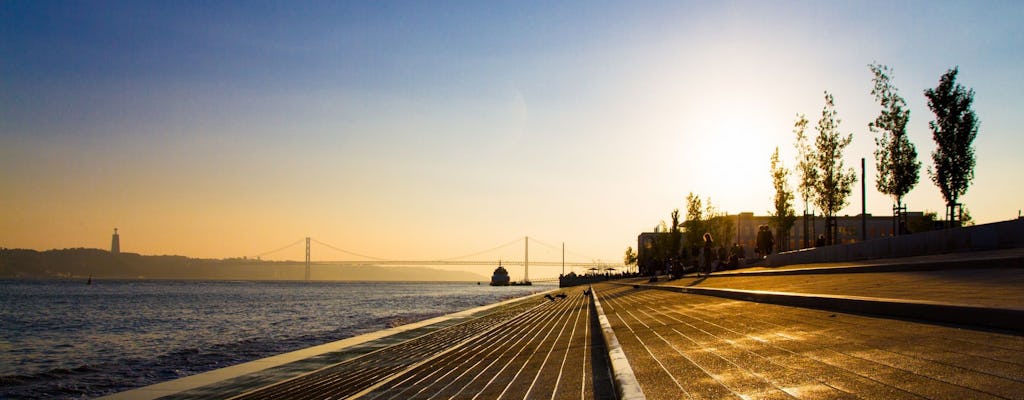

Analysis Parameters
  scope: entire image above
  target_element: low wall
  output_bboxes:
[766,218,1024,266]
[560,274,639,288]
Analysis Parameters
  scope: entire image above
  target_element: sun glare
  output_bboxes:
[677,107,781,214]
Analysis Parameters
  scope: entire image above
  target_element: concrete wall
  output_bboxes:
[766,218,1024,266]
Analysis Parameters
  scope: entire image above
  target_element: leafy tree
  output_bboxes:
[682,192,704,248]
[702,197,733,249]
[960,207,974,226]
[623,246,637,269]
[869,63,920,231]
[792,114,816,247]
[670,209,681,234]
[668,208,683,262]
[812,92,857,245]
[924,67,978,226]
[907,210,939,233]
[769,147,797,251]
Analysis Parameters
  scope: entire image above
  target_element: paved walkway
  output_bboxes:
[106,251,1024,399]
[662,268,1024,309]
[593,283,1024,399]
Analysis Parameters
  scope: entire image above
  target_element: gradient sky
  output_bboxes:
[3,1,1023,265]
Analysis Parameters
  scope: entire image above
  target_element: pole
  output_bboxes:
[561,242,565,276]
[861,158,867,241]
[305,237,311,281]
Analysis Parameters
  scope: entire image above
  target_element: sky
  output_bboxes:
[3,1,1023,268]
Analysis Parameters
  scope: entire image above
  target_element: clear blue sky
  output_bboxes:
[3,1,1022,265]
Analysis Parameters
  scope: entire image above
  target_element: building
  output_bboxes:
[111,228,120,255]
[637,211,937,275]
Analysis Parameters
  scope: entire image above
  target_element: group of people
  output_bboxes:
[697,233,747,276]
[695,226,776,276]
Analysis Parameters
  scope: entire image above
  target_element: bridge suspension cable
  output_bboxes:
[437,237,524,261]
[526,236,607,264]
[254,238,306,258]
[310,238,387,261]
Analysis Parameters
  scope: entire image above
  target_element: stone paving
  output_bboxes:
[593,283,1024,399]
[662,268,1024,309]
[106,251,1024,400]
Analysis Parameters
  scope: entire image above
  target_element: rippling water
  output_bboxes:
[0,279,550,399]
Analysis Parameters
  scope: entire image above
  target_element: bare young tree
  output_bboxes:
[813,92,857,245]
[769,147,797,251]
[869,63,920,234]
[924,67,978,226]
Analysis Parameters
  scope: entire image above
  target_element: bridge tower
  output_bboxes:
[524,236,529,283]
[305,237,311,281]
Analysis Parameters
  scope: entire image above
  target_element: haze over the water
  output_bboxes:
[2,1,1022,264]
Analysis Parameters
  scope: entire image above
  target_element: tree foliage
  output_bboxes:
[680,192,733,249]
[792,114,817,212]
[812,92,857,244]
[682,192,704,248]
[769,146,797,251]
[869,63,920,207]
[924,66,978,216]
[705,198,734,248]
[624,246,637,267]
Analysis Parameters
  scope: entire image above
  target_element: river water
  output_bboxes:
[0,279,550,399]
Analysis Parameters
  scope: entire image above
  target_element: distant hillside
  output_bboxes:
[0,248,488,282]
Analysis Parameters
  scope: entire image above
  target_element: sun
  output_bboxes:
[676,109,783,214]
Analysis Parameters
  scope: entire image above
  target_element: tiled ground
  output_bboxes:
[594,283,1024,400]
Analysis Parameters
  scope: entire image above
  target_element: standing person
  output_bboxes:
[702,232,715,276]
[765,227,775,256]
[755,225,767,259]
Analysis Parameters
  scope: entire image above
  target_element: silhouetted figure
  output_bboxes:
[701,232,715,276]
[731,243,744,260]
[815,234,827,247]
[719,255,737,270]
[545,294,556,301]
[755,225,775,258]
[582,289,591,296]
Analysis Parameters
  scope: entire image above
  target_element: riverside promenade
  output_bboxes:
[106,249,1024,400]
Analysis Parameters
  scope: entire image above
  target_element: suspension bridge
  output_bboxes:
[251,236,626,282]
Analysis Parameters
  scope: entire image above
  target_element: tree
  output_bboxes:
[682,192,704,249]
[793,114,816,247]
[705,198,734,249]
[668,208,683,264]
[924,67,978,226]
[812,92,857,245]
[869,63,920,234]
[670,209,681,234]
[623,246,637,270]
[769,147,797,251]
[907,210,939,233]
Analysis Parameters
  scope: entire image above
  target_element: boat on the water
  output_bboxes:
[490,263,511,286]
[490,262,531,286]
